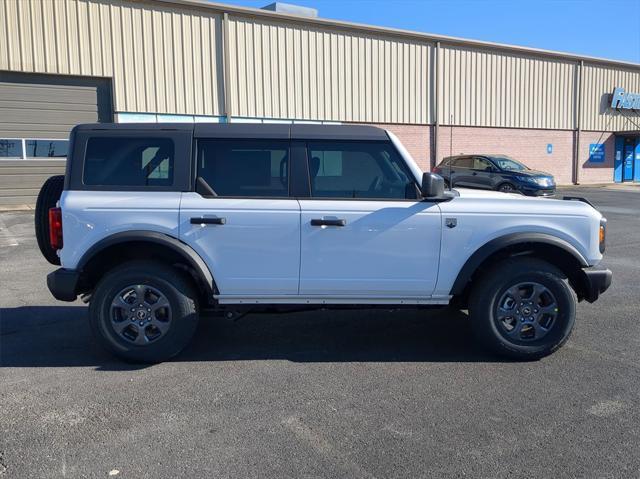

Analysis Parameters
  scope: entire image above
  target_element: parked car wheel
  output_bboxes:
[497,182,516,193]
[89,261,200,363]
[34,175,65,265]
[469,257,576,360]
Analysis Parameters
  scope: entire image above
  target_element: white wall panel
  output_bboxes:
[0,0,225,116]
[439,46,577,129]
[227,16,433,124]
[581,64,640,131]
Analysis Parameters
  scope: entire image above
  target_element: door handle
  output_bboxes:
[190,217,226,225]
[472,172,478,175]
[310,218,346,227]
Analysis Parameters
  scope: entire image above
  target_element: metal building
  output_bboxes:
[1,0,639,205]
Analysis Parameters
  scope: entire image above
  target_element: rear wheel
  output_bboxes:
[34,175,64,265]
[469,258,576,360]
[89,261,199,363]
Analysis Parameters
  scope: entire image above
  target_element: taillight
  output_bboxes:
[48,207,63,250]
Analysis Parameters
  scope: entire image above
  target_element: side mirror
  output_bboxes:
[421,172,445,198]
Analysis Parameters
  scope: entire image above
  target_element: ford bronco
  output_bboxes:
[36,123,612,362]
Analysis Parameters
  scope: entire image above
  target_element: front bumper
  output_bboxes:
[47,268,80,302]
[581,267,612,303]
[520,186,556,197]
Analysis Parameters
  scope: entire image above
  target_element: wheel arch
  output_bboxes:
[450,233,590,303]
[77,231,218,303]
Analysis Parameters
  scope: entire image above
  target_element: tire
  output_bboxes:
[497,182,516,193]
[89,260,200,363]
[34,175,65,265]
[469,257,576,360]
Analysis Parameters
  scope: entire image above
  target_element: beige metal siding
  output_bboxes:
[227,16,433,124]
[0,0,225,116]
[439,46,576,129]
[581,64,640,132]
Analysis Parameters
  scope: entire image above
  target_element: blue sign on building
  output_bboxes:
[546,144,553,154]
[589,143,605,163]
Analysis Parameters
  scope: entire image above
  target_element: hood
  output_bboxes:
[451,187,600,216]
[453,187,528,200]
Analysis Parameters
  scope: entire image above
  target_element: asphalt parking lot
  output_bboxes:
[1,185,639,478]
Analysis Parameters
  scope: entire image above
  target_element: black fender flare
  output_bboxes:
[450,232,589,295]
[76,230,217,296]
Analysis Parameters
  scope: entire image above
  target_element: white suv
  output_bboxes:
[36,123,611,362]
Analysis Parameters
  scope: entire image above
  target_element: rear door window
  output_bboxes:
[83,137,174,187]
[197,139,289,197]
[452,157,473,168]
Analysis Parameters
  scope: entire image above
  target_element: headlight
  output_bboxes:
[516,175,538,184]
[518,176,553,186]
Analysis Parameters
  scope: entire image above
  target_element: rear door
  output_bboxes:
[450,157,474,187]
[298,140,441,299]
[179,136,300,297]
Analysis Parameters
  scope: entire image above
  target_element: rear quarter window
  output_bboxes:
[83,137,174,187]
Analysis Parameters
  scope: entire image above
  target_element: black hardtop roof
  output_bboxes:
[72,123,389,141]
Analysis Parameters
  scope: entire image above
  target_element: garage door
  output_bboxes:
[0,72,112,206]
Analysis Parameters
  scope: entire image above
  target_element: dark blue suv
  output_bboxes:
[433,154,556,196]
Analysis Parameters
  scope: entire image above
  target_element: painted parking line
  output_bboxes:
[0,216,19,247]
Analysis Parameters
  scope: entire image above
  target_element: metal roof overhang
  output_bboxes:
[150,0,640,70]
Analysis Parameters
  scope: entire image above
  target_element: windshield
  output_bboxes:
[491,156,528,171]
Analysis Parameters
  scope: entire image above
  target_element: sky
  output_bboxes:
[215,0,640,64]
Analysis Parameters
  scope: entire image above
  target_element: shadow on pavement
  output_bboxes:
[0,305,504,369]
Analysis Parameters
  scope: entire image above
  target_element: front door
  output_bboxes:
[623,138,635,182]
[298,140,442,298]
[470,157,496,189]
[180,138,300,297]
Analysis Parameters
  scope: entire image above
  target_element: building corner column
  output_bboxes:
[432,41,441,170]
[573,60,583,185]
[222,12,233,123]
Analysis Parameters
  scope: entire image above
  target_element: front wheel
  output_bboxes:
[89,261,200,363]
[497,182,516,193]
[469,258,576,360]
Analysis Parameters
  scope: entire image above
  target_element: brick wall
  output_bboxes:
[438,126,575,185]
[361,123,617,185]
[367,123,432,172]
[578,131,615,184]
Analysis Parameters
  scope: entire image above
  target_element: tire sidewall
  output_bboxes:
[90,265,198,362]
[471,261,577,359]
[35,175,64,265]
